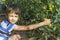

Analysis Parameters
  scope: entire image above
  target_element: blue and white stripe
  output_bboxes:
[0,19,17,40]
[0,19,17,34]
[0,33,8,40]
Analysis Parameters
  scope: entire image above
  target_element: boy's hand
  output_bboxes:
[43,18,51,25]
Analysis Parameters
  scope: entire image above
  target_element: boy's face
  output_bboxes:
[7,12,19,24]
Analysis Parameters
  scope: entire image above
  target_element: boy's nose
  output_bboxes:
[12,18,16,21]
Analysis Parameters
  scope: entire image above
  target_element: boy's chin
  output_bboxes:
[10,22,16,24]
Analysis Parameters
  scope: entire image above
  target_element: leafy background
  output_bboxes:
[0,0,60,40]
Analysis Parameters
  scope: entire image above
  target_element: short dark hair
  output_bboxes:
[6,4,21,15]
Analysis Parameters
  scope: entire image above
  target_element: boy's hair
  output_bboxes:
[6,4,21,16]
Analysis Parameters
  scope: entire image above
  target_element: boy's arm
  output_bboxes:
[14,19,51,31]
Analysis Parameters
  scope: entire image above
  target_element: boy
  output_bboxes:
[0,4,51,40]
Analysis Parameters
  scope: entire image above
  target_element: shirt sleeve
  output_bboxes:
[8,24,17,33]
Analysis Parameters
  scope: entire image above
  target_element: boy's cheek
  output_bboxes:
[15,18,19,22]
[16,17,19,20]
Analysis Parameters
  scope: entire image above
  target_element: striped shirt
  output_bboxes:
[0,19,17,40]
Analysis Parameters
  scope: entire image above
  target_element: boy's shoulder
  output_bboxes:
[0,19,17,32]
[1,19,17,27]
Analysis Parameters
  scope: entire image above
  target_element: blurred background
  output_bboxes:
[0,0,60,40]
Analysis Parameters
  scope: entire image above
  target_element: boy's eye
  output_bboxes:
[10,15,13,17]
[15,16,18,17]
